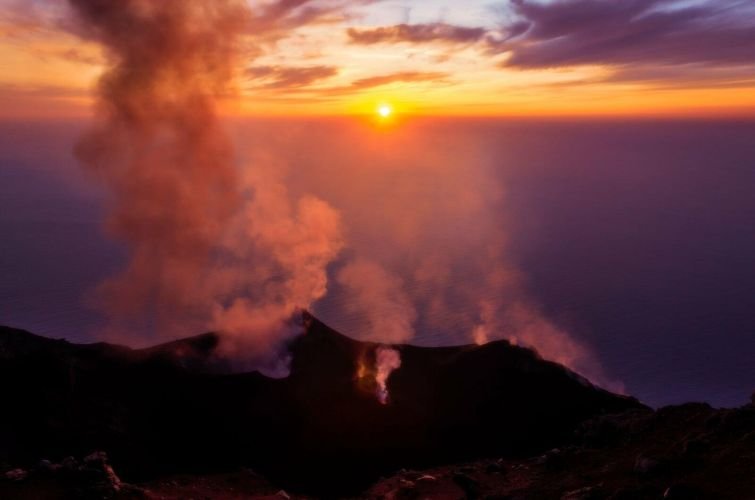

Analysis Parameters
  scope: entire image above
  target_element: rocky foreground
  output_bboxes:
[3,400,754,499]
[1,315,752,499]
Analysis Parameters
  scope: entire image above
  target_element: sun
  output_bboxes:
[377,104,393,118]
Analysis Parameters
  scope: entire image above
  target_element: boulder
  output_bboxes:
[4,468,27,481]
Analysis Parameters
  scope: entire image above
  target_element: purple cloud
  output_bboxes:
[498,0,755,68]
[247,65,339,90]
[347,23,487,45]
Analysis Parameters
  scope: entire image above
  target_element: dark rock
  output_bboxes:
[717,406,755,435]
[390,479,418,500]
[36,459,56,473]
[609,485,661,499]
[543,448,565,471]
[79,451,122,496]
[4,468,27,481]
[452,472,480,499]
[400,470,421,481]
[123,483,149,497]
[398,478,415,488]
[485,462,504,474]
[704,413,722,430]
[663,484,701,499]
[577,416,621,447]
[681,436,711,456]
[0,316,647,497]
[416,474,437,482]
[60,456,78,472]
[633,455,661,475]
[561,485,606,500]
[577,410,652,448]
[83,450,108,466]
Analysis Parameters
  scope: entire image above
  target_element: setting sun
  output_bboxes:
[377,104,393,118]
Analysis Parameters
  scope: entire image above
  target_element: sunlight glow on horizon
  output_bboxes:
[2,1,755,119]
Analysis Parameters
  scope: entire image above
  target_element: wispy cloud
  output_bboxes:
[246,69,452,96]
[0,82,87,98]
[246,65,339,90]
[318,71,451,95]
[347,22,487,45]
[349,71,450,89]
[342,0,755,89]
[496,0,755,68]
[249,0,359,37]
[3,0,755,116]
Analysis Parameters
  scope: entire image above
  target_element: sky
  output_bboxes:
[2,0,755,118]
[1,0,754,407]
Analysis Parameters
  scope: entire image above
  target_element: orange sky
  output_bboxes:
[2,0,755,119]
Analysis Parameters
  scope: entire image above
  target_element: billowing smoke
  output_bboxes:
[336,258,415,402]
[243,121,622,391]
[336,258,417,344]
[67,1,620,390]
[67,0,343,371]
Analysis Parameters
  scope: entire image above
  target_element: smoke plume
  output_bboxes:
[68,0,343,370]
[243,120,621,390]
[68,1,619,390]
[375,346,401,405]
[336,258,415,402]
[336,258,417,344]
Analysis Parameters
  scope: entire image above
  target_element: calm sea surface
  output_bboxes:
[1,118,753,408]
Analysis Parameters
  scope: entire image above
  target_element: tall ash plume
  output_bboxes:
[67,0,342,369]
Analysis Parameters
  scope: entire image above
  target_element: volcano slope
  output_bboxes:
[0,313,643,495]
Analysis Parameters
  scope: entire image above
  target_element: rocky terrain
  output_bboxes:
[362,401,755,499]
[1,313,752,499]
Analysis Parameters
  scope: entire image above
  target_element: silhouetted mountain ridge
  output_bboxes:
[0,313,643,495]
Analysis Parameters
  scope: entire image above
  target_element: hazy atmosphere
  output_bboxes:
[2,117,753,407]
[2,0,755,407]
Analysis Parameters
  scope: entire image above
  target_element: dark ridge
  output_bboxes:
[0,315,644,495]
